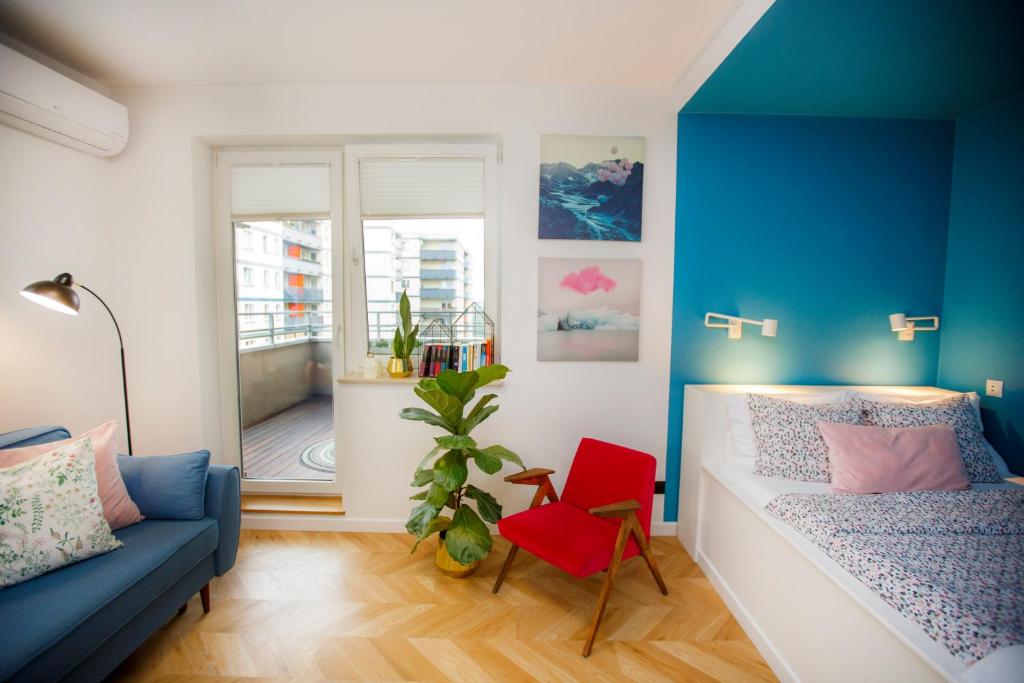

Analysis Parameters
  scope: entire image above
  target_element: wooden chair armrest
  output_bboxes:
[504,467,555,484]
[589,499,640,519]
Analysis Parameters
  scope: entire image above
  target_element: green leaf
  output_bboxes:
[414,387,463,426]
[472,364,508,389]
[433,450,468,490]
[405,501,439,536]
[410,515,451,552]
[399,407,454,434]
[461,404,498,435]
[435,434,477,451]
[400,289,412,333]
[436,370,478,402]
[409,490,428,501]
[416,444,444,471]
[405,324,419,357]
[470,448,502,474]
[417,377,439,392]
[392,327,405,359]
[411,468,434,487]
[465,484,502,523]
[478,444,524,469]
[426,482,449,507]
[444,505,493,564]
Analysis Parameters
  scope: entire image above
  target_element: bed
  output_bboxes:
[677,385,1023,683]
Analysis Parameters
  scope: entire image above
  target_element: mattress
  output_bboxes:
[703,457,1024,683]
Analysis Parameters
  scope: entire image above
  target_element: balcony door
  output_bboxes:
[214,150,343,493]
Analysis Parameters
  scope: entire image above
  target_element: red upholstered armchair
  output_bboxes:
[492,438,669,656]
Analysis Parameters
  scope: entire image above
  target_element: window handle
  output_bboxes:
[350,247,361,267]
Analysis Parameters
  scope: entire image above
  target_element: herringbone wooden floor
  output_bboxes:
[107,530,776,682]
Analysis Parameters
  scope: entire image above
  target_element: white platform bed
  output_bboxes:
[677,385,1022,683]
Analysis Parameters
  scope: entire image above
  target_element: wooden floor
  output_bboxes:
[242,396,334,481]
[107,530,776,683]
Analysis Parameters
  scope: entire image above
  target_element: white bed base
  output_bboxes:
[678,385,969,683]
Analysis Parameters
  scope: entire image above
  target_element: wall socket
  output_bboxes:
[986,379,1004,398]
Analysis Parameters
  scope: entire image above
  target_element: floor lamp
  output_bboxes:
[21,272,134,455]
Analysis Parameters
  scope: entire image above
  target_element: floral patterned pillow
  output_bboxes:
[0,437,122,588]
[857,395,1003,483]
[748,394,863,482]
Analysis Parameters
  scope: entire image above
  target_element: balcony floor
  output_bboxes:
[241,396,334,481]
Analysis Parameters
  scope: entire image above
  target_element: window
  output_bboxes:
[344,145,498,363]
[275,271,281,287]
[242,266,253,286]
[263,270,270,287]
[263,235,270,253]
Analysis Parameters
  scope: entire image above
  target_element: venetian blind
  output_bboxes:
[230,164,331,218]
[358,157,484,217]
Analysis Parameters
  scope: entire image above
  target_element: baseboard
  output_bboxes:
[651,521,678,536]
[697,551,799,683]
[242,514,406,532]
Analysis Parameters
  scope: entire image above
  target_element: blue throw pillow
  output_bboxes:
[117,451,210,520]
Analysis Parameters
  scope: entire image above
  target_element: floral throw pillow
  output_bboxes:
[0,437,122,589]
[857,395,1003,483]
[748,394,863,482]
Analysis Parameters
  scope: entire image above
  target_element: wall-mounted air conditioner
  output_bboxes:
[0,42,128,157]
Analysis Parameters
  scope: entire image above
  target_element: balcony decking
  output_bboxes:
[241,396,334,481]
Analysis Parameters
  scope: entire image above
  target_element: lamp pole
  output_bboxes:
[78,284,133,455]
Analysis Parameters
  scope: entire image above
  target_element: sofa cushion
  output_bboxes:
[0,518,217,682]
[0,425,70,450]
[117,451,210,520]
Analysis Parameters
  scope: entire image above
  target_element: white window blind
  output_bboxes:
[230,164,330,218]
[358,157,484,217]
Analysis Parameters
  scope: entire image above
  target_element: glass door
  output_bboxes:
[215,152,343,492]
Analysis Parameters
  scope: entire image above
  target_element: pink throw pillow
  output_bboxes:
[818,422,970,494]
[0,421,144,529]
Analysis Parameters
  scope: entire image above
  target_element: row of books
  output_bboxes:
[418,340,494,378]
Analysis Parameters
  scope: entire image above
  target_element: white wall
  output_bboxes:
[0,125,127,443]
[3,83,679,524]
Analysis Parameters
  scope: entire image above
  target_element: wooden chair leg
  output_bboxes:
[582,520,632,657]
[631,527,669,595]
[492,543,520,594]
[177,603,187,616]
[200,583,211,614]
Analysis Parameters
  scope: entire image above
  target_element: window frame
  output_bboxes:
[213,148,344,495]
[342,143,500,373]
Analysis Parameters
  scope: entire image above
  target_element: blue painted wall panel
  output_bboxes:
[665,113,955,519]
[938,93,1024,474]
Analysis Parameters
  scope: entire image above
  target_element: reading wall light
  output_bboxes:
[889,313,939,342]
[704,312,778,340]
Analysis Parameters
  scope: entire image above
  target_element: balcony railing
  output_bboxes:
[420,250,458,261]
[284,255,323,275]
[421,288,457,300]
[420,269,457,280]
[284,286,324,302]
[282,225,323,248]
[238,310,331,350]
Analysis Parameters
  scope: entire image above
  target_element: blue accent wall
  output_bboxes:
[684,0,1024,119]
[664,113,955,520]
[938,93,1024,474]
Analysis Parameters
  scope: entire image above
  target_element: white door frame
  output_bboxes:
[213,148,345,495]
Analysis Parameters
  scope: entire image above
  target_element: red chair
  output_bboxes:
[492,438,669,656]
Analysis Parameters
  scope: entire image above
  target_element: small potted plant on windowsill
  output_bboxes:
[387,289,418,378]
[401,364,521,577]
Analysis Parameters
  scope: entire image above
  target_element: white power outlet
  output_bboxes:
[986,379,1004,398]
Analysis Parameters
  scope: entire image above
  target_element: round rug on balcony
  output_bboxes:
[298,439,335,473]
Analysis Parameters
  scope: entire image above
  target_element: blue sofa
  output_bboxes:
[0,426,241,682]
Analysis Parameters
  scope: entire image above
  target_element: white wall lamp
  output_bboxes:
[704,312,778,340]
[889,313,940,341]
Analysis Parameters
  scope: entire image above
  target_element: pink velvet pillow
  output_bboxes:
[0,421,144,529]
[818,422,970,494]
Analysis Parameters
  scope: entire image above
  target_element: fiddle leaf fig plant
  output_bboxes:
[391,289,419,362]
[401,364,522,564]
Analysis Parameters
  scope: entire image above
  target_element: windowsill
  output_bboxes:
[337,373,504,386]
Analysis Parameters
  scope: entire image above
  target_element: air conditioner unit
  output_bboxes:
[0,42,128,157]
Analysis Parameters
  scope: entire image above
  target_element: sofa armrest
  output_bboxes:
[204,465,241,575]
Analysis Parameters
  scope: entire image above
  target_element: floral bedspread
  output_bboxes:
[765,490,1024,665]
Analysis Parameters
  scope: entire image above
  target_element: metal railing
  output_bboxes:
[238,310,332,349]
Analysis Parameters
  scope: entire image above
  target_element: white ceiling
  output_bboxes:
[0,0,741,88]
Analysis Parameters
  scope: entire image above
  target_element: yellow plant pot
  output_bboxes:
[435,536,481,578]
[386,357,413,378]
